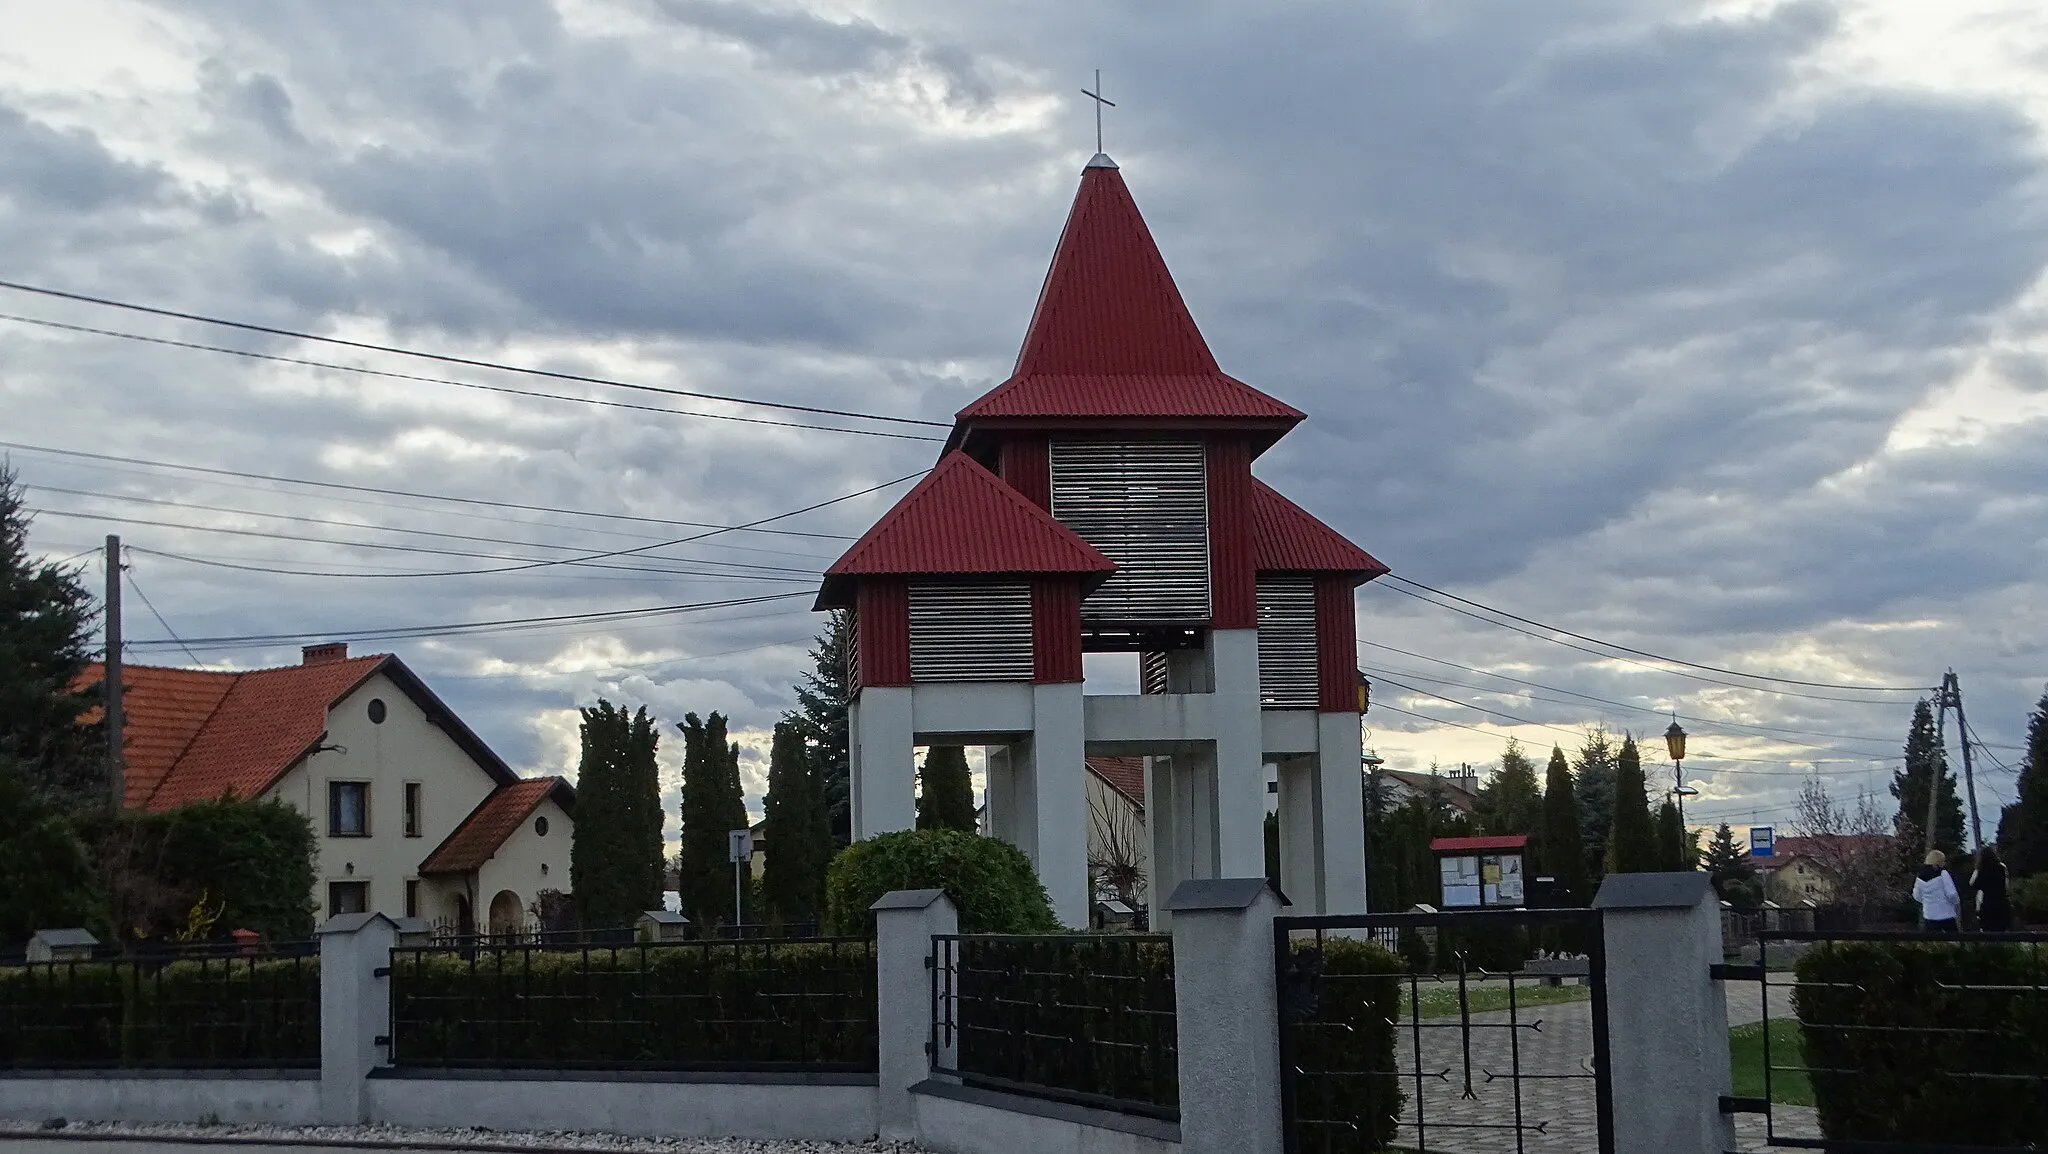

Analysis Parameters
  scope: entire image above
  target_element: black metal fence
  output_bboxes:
[930,934,1178,1118]
[0,944,320,1069]
[1720,928,2048,1151]
[388,936,876,1072]
[1277,908,1613,1154]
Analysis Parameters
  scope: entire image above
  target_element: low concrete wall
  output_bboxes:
[364,1069,878,1141]
[912,1080,1179,1154]
[0,1070,319,1126]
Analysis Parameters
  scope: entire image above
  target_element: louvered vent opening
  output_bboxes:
[1050,441,1210,624]
[909,582,1033,682]
[844,608,861,691]
[1257,576,1318,709]
[1140,651,1170,695]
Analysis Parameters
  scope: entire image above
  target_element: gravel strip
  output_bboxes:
[0,1119,925,1153]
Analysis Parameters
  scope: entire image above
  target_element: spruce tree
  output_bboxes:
[1484,739,1544,837]
[1604,737,1658,874]
[762,717,831,921]
[1653,800,1691,872]
[1892,699,1965,859]
[916,745,977,832]
[1703,823,1758,896]
[0,466,105,811]
[1573,729,1618,883]
[569,700,660,930]
[791,611,852,844]
[1539,746,1587,903]
[677,712,751,927]
[1996,686,2048,875]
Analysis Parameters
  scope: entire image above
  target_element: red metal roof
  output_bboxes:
[1251,480,1389,578]
[418,776,568,876]
[1086,755,1146,808]
[816,451,1115,608]
[1430,835,1529,854]
[950,162,1303,445]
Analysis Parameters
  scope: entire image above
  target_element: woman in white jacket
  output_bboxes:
[1911,850,1961,932]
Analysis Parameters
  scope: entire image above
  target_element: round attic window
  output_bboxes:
[535,816,550,837]
[367,699,387,724]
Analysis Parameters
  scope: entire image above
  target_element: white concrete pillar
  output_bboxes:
[872,888,958,1143]
[316,912,398,1125]
[1592,872,1735,1154]
[851,686,915,839]
[1146,754,1183,929]
[1276,756,1321,912]
[983,744,1021,849]
[1315,712,1368,916]
[1167,879,1286,1154]
[1030,682,1089,928]
[1209,628,1266,879]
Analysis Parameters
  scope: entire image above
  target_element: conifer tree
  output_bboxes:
[677,712,751,926]
[1573,728,1618,883]
[1995,686,2048,876]
[569,700,662,929]
[791,612,852,844]
[1604,737,1658,874]
[1892,699,1965,859]
[1703,822,1760,903]
[762,717,832,921]
[1653,799,1692,872]
[0,466,105,810]
[1484,738,1544,837]
[915,745,977,833]
[1538,746,1587,903]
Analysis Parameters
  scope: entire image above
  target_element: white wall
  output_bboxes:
[476,794,574,929]
[266,671,500,924]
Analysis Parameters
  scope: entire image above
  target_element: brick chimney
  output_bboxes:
[301,642,348,666]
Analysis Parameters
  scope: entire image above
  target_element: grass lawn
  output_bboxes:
[1401,981,1591,1019]
[1729,1018,1814,1107]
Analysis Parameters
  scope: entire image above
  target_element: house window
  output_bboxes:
[328,881,369,917]
[405,879,420,919]
[328,781,370,837]
[535,815,549,837]
[367,698,387,724]
[403,782,423,838]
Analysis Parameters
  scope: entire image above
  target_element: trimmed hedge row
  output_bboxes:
[389,940,876,1070]
[1794,939,2048,1146]
[1284,938,1405,1152]
[0,955,320,1068]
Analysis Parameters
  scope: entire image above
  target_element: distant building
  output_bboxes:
[1374,768,1481,816]
[1750,835,1888,905]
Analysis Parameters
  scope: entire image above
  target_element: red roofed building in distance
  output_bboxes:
[84,644,573,934]
[819,152,1388,928]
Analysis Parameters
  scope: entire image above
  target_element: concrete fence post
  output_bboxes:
[1168,878,1285,1154]
[316,911,398,1125]
[1592,872,1734,1154]
[871,888,957,1144]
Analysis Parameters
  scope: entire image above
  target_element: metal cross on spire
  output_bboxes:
[1080,69,1115,155]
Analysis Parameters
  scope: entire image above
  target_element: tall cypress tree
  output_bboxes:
[569,700,659,930]
[1654,800,1691,872]
[1484,738,1543,837]
[677,712,751,926]
[0,467,105,811]
[791,612,852,844]
[1997,686,2048,875]
[1605,737,1658,874]
[762,717,831,921]
[1539,746,1587,904]
[916,745,977,832]
[1573,729,1618,883]
[1892,699,1965,859]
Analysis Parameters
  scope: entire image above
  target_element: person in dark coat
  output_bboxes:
[1971,845,2011,932]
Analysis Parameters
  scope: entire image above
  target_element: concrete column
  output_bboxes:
[1315,711,1367,916]
[1275,756,1320,914]
[1167,879,1286,1154]
[872,888,958,1143]
[1592,873,1734,1154]
[1208,628,1266,878]
[1146,755,1183,929]
[316,911,398,1125]
[1030,682,1089,928]
[983,744,1020,848]
[851,686,915,838]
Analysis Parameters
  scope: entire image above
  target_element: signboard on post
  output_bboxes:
[728,829,753,863]
[728,828,752,930]
[1750,825,1774,857]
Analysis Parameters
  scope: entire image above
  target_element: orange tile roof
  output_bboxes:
[418,777,566,876]
[1087,755,1145,809]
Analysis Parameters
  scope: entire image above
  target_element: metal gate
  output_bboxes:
[1275,907,1614,1154]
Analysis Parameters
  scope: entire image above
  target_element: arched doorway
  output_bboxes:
[488,890,522,938]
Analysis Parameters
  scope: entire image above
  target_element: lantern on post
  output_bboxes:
[1664,719,1696,823]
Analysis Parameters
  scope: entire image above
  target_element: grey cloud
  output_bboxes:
[0,105,167,211]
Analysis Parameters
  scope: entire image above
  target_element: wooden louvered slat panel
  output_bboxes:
[909,582,1034,682]
[1257,576,1318,709]
[1049,441,1210,623]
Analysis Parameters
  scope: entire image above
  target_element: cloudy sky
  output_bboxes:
[5,0,2045,842]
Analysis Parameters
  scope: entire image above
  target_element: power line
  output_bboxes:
[0,281,950,430]
[1381,574,1931,693]
[0,440,860,540]
[123,568,200,663]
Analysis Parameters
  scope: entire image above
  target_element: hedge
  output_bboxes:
[823,829,1059,935]
[0,954,319,1068]
[1283,937,1405,1151]
[1794,939,2048,1145]
[389,939,876,1070]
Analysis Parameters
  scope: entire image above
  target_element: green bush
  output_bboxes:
[0,955,319,1068]
[1794,939,2048,1145]
[389,940,876,1070]
[823,829,1058,935]
[2011,873,2048,925]
[1285,938,1405,1151]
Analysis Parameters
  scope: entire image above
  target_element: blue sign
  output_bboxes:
[1750,825,1774,857]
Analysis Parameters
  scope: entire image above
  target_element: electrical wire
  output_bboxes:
[0,281,950,429]
[124,568,201,663]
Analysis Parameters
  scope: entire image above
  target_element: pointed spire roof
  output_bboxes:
[816,452,1116,608]
[950,160,1303,452]
[1250,479,1389,581]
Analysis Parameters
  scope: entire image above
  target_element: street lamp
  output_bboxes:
[1664,719,1698,823]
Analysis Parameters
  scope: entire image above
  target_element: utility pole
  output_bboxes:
[1941,670,1984,851]
[103,534,124,814]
